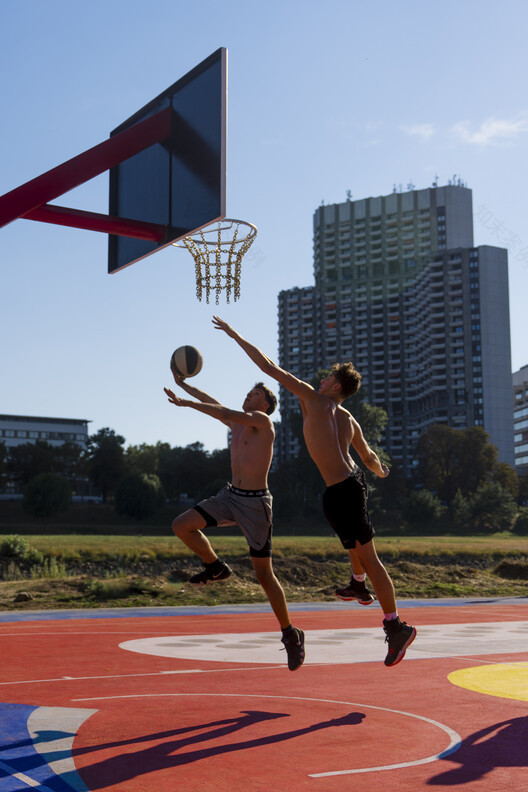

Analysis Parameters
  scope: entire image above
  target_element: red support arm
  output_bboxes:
[25,204,169,242]
[0,106,172,230]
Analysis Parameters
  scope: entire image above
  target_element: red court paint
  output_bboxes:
[1,600,526,791]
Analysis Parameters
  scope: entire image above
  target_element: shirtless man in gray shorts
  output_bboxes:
[212,316,416,668]
[164,372,305,671]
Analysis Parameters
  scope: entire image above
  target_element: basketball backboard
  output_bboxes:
[0,48,227,280]
[108,48,227,273]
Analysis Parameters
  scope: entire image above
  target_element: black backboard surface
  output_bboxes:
[108,48,227,273]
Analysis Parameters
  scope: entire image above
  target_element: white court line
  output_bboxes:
[0,665,287,686]
[0,759,57,791]
[68,692,461,777]
[1,649,524,687]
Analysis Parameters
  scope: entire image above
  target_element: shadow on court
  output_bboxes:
[5,710,366,790]
[428,716,528,785]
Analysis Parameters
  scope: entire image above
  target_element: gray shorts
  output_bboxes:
[194,484,273,557]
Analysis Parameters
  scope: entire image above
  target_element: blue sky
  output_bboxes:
[1,0,527,453]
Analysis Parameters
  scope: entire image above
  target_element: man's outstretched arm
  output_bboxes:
[350,416,389,478]
[212,316,316,401]
[164,387,270,429]
[170,368,221,405]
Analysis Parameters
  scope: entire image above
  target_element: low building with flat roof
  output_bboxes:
[0,414,89,449]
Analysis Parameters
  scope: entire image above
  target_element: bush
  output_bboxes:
[402,489,445,531]
[513,507,528,536]
[449,489,471,528]
[469,482,518,533]
[0,534,43,566]
[0,534,32,560]
[23,473,71,519]
[115,474,165,521]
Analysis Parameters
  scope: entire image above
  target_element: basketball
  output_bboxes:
[170,345,203,378]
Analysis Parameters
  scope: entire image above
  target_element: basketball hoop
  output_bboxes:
[173,218,257,304]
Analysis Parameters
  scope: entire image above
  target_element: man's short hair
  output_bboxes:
[331,362,362,398]
[254,382,277,415]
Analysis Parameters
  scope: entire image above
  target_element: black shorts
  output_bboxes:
[322,468,375,549]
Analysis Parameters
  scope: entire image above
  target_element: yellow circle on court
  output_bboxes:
[448,663,528,701]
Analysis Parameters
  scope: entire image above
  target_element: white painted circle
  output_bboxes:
[72,691,461,776]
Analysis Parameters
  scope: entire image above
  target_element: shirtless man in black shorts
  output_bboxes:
[212,316,416,667]
[164,372,305,671]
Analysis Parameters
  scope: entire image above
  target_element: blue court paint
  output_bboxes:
[0,703,82,791]
[0,597,526,623]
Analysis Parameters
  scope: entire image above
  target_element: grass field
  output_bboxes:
[14,532,528,559]
[1,533,527,611]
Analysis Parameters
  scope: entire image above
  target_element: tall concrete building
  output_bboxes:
[278,184,514,475]
[277,286,320,460]
[513,365,528,475]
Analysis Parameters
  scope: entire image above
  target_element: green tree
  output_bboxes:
[205,447,231,492]
[356,403,387,447]
[469,482,518,533]
[376,460,407,510]
[356,402,390,468]
[158,442,218,501]
[402,489,445,531]
[450,489,472,529]
[115,473,165,521]
[458,426,498,495]
[125,442,171,477]
[86,428,126,503]
[494,462,519,500]
[23,472,71,519]
[519,474,528,506]
[53,441,87,490]
[512,507,528,535]
[415,425,498,503]
[7,440,55,487]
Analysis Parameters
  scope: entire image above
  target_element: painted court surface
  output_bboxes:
[0,597,526,791]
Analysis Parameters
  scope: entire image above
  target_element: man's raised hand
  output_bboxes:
[164,387,185,407]
[212,315,236,338]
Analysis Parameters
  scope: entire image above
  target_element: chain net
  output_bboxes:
[180,220,257,304]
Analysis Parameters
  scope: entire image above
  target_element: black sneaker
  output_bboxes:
[335,578,375,605]
[189,561,232,585]
[281,627,305,671]
[383,619,416,667]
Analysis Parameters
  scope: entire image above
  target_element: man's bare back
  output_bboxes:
[298,394,354,487]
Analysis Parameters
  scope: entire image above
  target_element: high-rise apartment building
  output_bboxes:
[513,365,528,475]
[277,184,515,475]
[277,286,320,460]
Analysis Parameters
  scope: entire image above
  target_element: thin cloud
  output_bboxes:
[452,117,528,146]
[401,123,434,140]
